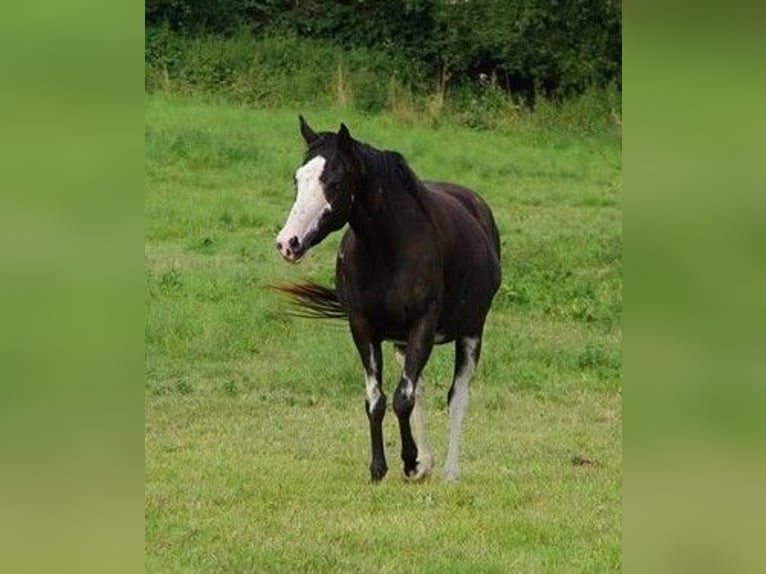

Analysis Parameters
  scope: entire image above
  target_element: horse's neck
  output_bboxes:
[349,174,424,254]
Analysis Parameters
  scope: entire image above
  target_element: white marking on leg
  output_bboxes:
[395,347,433,480]
[403,375,414,399]
[365,344,380,414]
[444,337,478,481]
[276,156,330,257]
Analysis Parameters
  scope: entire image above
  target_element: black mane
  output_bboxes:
[306,133,423,199]
[358,145,423,198]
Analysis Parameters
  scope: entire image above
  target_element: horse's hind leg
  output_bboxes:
[444,336,481,481]
[395,345,433,481]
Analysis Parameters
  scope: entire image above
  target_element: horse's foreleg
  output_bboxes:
[364,342,387,482]
[393,313,437,479]
[443,336,482,481]
[394,345,433,481]
[351,322,387,481]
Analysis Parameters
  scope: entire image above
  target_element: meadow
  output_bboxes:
[145,94,622,571]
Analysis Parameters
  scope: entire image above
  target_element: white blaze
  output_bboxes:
[277,155,329,249]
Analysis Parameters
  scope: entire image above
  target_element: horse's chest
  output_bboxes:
[366,274,433,313]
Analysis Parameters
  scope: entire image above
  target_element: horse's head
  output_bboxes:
[275,116,363,263]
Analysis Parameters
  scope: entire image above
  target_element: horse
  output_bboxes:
[273,117,501,482]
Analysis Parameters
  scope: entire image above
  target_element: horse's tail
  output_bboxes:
[268,281,347,320]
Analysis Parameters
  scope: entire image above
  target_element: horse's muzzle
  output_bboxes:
[275,236,305,263]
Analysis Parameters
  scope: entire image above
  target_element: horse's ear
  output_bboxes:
[299,115,318,145]
[337,123,352,152]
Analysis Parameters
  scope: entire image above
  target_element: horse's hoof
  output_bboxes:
[403,461,432,482]
[442,466,459,482]
[370,463,388,482]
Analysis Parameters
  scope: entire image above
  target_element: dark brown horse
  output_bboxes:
[274,117,501,481]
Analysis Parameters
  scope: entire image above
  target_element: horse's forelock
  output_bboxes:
[303,134,331,159]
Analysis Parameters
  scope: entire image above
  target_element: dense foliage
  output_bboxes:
[146,0,621,104]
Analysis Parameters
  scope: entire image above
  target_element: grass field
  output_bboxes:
[145,94,622,572]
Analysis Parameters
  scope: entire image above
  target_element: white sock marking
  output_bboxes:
[444,337,478,481]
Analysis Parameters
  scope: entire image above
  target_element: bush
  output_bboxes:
[145,30,422,111]
[531,83,622,136]
[446,78,521,130]
[145,1,621,104]
[145,29,621,135]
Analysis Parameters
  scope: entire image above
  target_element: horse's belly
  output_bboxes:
[335,226,499,343]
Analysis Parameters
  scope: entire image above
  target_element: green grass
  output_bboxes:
[145,94,622,572]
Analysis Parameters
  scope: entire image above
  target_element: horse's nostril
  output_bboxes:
[288,236,300,249]
[275,241,283,251]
